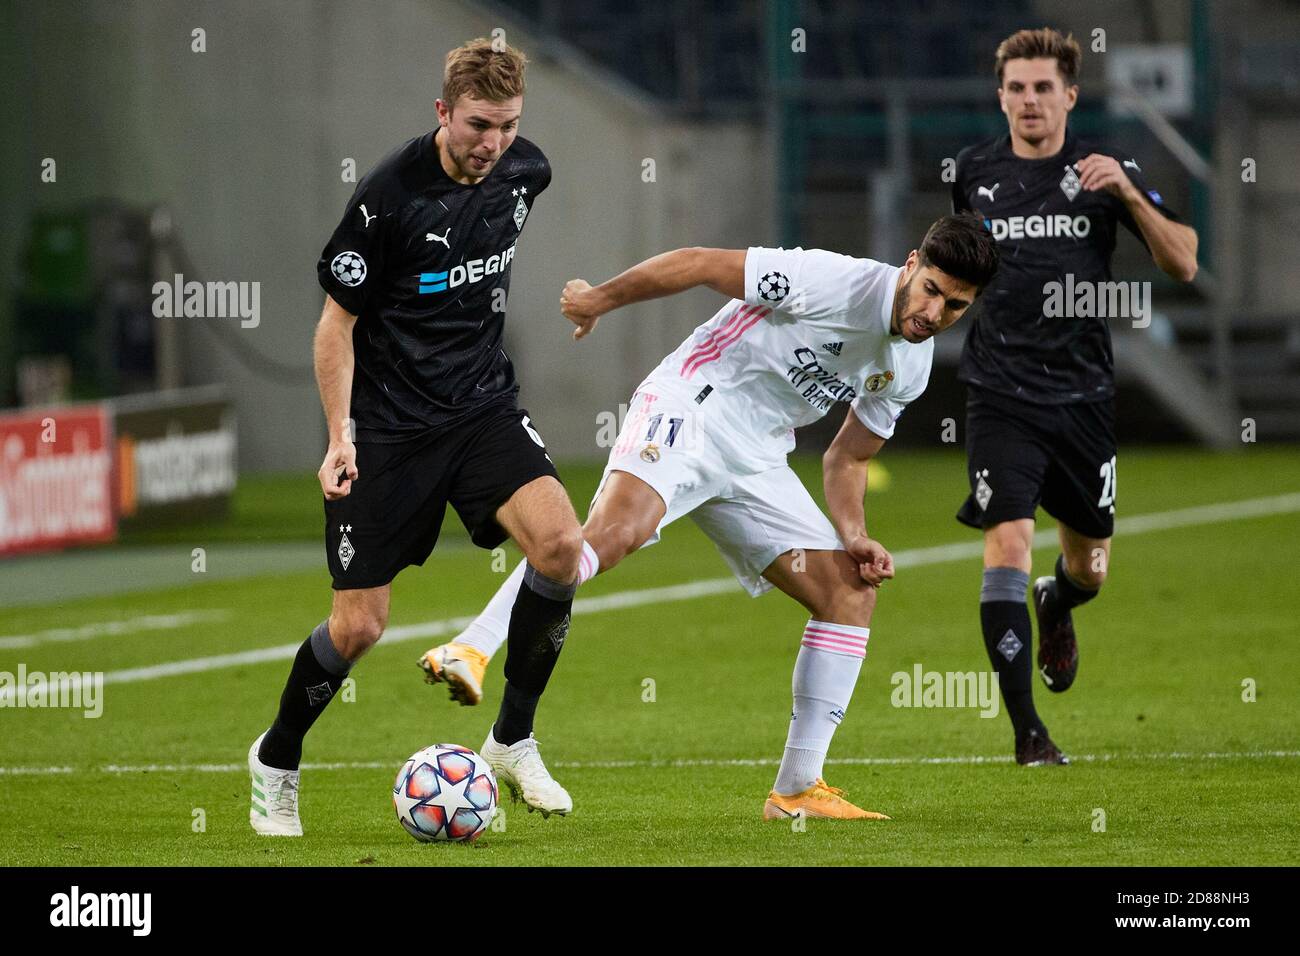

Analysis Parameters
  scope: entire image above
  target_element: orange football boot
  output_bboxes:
[762,778,890,820]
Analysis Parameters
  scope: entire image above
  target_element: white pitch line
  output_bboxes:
[0,583,741,700]
[2,491,1298,704]
[0,610,231,651]
[0,749,1296,776]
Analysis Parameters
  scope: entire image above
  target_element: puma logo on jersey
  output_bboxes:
[426,228,450,248]
[1123,159,1141,172]
[977,183,1001,203]
[359,204,376,228]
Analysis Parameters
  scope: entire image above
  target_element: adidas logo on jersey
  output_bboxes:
[821,341,843,356]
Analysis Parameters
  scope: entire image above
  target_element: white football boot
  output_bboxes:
[248,731,303,836]
[480,729,573,818]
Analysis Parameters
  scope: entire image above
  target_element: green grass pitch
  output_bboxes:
[2,448,1298,866]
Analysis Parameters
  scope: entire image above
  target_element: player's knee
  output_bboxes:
[812,580,877,629]
[585,519,651,571]
[1066,555,1108,590]
[987,524,1032,571]
[332,612,386,659]
[527,525,584,582]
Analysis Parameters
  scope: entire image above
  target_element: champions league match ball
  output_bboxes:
[393,744,498,843]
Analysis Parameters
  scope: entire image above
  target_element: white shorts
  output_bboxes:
[591,379,844,596]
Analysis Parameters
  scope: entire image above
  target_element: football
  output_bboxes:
[393,744,498,842]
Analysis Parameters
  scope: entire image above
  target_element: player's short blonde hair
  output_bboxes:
[442,37,528,108]
[994,28,1082,87]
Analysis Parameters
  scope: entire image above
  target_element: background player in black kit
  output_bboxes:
[248,38,587,834]
[952,29,1200,765]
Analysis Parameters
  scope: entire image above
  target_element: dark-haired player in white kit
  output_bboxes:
[248,39,583,835]
[952,29,1199,764]
[420,215,1000,819]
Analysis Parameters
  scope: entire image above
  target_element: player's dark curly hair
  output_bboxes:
[917,213,1000,290]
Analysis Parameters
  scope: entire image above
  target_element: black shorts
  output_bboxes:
[324,403,559,589]
[956,387,1117,540]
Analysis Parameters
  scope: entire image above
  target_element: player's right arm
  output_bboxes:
[822,408,895,587]
[315,167,392,499]
[561,247,746,339]
[314,294,359,500]
[562,245,865,339]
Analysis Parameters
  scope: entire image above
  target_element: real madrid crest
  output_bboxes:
[865,370,895,393]
[640,444,661,463]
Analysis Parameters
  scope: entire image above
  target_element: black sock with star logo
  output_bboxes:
[493,564,576,746]
[258,620,352,771]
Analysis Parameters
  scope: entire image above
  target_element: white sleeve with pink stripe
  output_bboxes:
[743,247,868,321]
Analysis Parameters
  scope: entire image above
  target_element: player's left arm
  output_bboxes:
[1076,153,1199,282]
[822,408,894,587]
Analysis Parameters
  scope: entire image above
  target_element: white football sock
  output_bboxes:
[576,539,600,585]
[773,620,869,795]
[454,560,526,655]
[455,541,600,657]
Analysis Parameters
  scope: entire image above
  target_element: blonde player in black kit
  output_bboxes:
[248,39,585,834]
[953,29,1199,765]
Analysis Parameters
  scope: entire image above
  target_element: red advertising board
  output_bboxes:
[0,406,116,557]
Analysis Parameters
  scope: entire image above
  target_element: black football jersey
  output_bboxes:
[952,127,1180,404]
[317,131,551,441]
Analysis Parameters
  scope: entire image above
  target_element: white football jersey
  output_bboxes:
[643,247,933,470]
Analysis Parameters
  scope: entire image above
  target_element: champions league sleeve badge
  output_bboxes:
[757,271,790,303]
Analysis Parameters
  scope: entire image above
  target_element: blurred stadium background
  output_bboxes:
[1,0,1299,868]
[4,1,1299,569]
